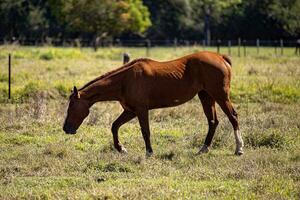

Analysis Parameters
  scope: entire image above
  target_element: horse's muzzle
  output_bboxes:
[63,123,77,134]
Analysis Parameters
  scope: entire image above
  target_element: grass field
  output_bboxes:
[0,45,299,199]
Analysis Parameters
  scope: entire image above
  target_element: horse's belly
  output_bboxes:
[148,81,200,109]
[124,74,202,109]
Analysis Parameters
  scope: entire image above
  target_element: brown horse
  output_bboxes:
[63,51,244,156]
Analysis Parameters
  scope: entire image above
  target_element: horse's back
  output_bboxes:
[139,51,229,75]
[122,51,231,108]
[139,51,231,87]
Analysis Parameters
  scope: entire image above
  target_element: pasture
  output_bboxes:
[0,45,299,199]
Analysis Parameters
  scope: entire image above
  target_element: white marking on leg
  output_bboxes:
[120,146,128,154]
[234,130,244,155]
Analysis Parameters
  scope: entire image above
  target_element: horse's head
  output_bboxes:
[63,86,90,134]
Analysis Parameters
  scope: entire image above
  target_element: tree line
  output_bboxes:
[0,0,299,47]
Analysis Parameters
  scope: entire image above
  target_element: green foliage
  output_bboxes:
[0,0,50,38]
[0,0,300,40]
[20,82,42,98]
[39,51,54,60]
[245,130,294,149]
[94,48,123,60]
[93,162,133,173]
[144,0,194,39]
[39,48,84,60]
[190,0,242,40]
[55,83,69,97]
[55,0,151,37]
[268,0,300,36]
[231,81,300,104]
[0,74,8,82]
[220,0,300,39]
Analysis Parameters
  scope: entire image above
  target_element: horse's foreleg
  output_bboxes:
[111,110,136,153]
[197,91,219,154]
[136,109,153,157]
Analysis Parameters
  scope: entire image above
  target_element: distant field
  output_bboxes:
[0,45,299,199]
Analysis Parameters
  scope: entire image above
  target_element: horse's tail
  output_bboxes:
[222,55,232,67]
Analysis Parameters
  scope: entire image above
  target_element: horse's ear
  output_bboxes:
[73,86,80,98]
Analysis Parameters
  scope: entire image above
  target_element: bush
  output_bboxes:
[94,48,123,60]
[93,162,132,173]
[245,130,292,149]
[55,84,69,97]
[39,51,55,60]
[0,74,8,82]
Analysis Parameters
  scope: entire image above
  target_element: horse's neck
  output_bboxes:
[80,75,123,105]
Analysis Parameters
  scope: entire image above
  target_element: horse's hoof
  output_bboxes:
[197,145,209,155]
[145,151,153,157]
[119,146,128,154]
[235,149,244,156]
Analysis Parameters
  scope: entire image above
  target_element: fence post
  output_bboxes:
[280,39,283,56]
[256,39,260,55]
[186,40,191,52]
[228,40,231,55]
[274,40,278,55]
[174,38,177,52]
[8,53,11,99]
[243,39,246,57]
[123,53,130,64]
[217,39,221,53]
[146,39,151,57]
[296,39,300,55]
[238,38,241,57]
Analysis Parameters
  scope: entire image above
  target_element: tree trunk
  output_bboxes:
[93,35,101,51]
[93,32,108,51]
[204,5,211,46]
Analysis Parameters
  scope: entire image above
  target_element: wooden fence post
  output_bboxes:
[274,40,278,55]
[256,39,260,55]
[174,38,177,52]
[243,39,246,57]
[8,53,11,99]
[228,40,231,55]
[238,38,241,57]
[123,53,130,64]
[217,39,221,53]
[202,39,206,50]
[186,40,191,52]
[280,39,283,56]
[146,39,151,57]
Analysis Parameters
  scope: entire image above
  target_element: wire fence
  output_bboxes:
[2,37,300,58]
[1,38,299,47]
[2,38,300,57]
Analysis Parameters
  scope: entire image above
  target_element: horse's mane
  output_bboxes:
[79,58,150,91]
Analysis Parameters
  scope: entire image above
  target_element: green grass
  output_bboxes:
[0,45,299,199]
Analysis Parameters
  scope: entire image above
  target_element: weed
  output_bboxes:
[245,130,292,149]
[160,151,176,160]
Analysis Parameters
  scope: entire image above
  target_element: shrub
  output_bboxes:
[39,51,55,60]
[93,162,132,173]
[245,130,292,149]
[55,84,69,97]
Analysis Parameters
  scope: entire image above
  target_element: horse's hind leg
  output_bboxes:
[197,91,219,154]
[136,109,153,157]
[216,98,244,155]
[111,110,136,153]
